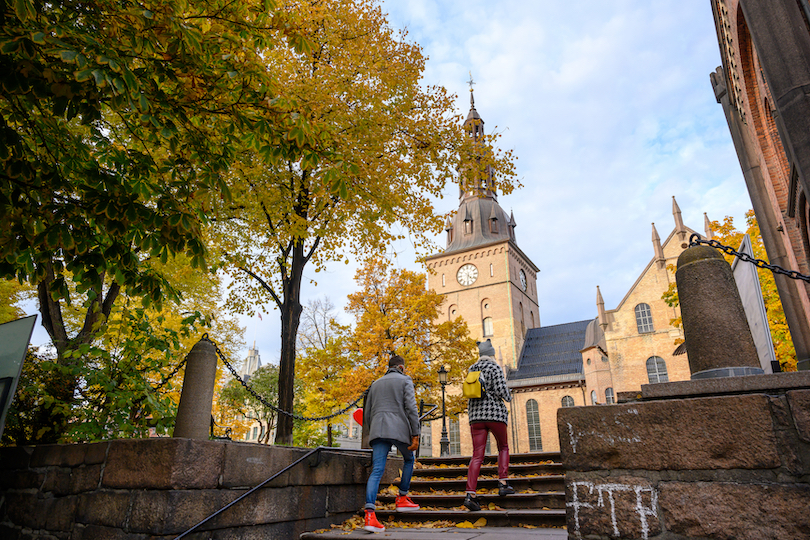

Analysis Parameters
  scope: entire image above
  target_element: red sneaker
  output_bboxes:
[364,509,385,533]
[395,494,420,512]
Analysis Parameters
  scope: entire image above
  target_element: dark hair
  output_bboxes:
[388,354,405,368]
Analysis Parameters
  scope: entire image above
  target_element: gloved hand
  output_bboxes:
[407,435,419,451]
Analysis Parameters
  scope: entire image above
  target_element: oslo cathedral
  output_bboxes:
[423,94,697,455]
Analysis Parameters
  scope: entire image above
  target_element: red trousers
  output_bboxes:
[465,421,509,493]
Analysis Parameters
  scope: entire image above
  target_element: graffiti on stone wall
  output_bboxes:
[565,408,641,454]
[567,480,659,540]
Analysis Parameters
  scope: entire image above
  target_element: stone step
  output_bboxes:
[413,461,563,479]
[406,474,566,493]
[373,508,567,528]
[379,491,565,510]
[417,451,560,468]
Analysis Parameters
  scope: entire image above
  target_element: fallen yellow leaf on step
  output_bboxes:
[473,518,487,527]
[456,521,474,529]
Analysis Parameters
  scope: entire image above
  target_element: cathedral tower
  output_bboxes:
[425,92,539,370]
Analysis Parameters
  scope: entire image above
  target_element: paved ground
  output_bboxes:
[300,526,569,539]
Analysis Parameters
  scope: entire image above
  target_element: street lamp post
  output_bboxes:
[438,365,450,456]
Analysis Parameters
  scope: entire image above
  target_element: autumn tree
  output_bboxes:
[0,0,309,441]
[0,278,30,324]
[295,298,352,446]
[216,0,517,444]
[219,364,280,445]
[662,210,796,371]
[3,254,243,444]
[296,259,476,425]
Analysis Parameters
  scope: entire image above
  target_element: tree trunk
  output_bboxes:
[274,241,306,445]
[35,267,120,442]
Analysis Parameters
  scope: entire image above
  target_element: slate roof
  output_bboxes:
[442,196,514,255]
[509,319,593,382]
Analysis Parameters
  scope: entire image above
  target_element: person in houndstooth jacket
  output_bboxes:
[463,339,514,511]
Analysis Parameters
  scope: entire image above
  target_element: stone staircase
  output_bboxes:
[374,451,567,528]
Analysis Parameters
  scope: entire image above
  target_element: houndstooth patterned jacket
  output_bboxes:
[467,356,512,424]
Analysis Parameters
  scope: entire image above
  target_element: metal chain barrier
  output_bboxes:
[690,233,810,283]
[200,333,366,422]
[152,355,189,392]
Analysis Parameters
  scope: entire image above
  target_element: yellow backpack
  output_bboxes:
[462,371,485,399]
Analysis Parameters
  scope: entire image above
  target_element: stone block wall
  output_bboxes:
[0,438,397,539]
[557,374,810,540]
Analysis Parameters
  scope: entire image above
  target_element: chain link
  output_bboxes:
[200,334,365,422]
[689,233,810,283]
[152,355,188,392]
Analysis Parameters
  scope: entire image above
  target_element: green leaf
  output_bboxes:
[92,69,105,86]
[31,32,46,44]
[75,69,93,82]
[123,69,138,92]
[14,0,35,22]
[1,40,21,54]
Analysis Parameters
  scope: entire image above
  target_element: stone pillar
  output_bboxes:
[173,339,218,439]
[676,245,763,378]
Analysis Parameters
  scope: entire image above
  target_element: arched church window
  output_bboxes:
[526,400,543,451]
[530,311,535,328]
[646,356,669,383]
[591,390,598,405]
[605,388,615,404]
[490,218,498,234]
[449,305,458,320]
[634,303,654,333]
[442,274,445,287]
[449,418,461,455]
[464,219,472,235]
[561,396,575,408]
[490,263,494,277]
[483,317,493,337]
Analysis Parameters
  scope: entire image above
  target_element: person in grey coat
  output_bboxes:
[361,354,421,532]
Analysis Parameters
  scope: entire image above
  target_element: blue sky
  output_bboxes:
[27,1,753,367]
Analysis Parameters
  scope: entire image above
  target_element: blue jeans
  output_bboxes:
[365,438,415,509]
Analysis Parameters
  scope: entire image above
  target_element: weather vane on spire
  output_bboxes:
[467,72,476,106]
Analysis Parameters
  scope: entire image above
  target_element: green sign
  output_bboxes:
[0,315,37,440]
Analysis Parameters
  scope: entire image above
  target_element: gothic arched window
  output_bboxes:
[561,396,575,408]
[605,388,615,405]
[449,418,461,455]
[646,356,669,383]
[635,303,654,333]
[526,399,542,451]
[591,390,598,405]
[482,317,493,337]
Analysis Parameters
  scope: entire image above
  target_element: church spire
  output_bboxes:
[704,212,714,240]
[652,222,665,268]
[459,73,496,202]
[464,72,484,141]
[597,286,607,331]
[672,196,686,240]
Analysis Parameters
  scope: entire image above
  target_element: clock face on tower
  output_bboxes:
[457,264,478,286]
[519,269,527,291]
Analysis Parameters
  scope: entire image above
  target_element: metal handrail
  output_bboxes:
[172,446,371,539]
[175,407,439,538]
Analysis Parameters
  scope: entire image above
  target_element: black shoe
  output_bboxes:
[498,483,515,496]
[463,493,481,511]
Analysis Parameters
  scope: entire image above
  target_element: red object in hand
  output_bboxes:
[353,408,363,426]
